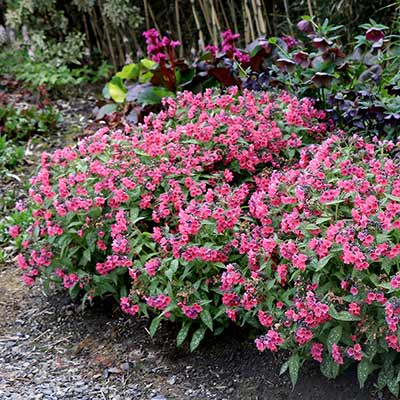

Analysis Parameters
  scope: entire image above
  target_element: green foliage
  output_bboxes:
[0,103,60,140]
[0,136,25,171]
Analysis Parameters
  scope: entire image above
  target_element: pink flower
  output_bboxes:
[332,343,344,365]
[145,259,160,276]
[258,310,273,327]
[348,302,360,316]
[179,303,203,319]
[120,297,140,316]
[295,327,313,345]
[311,342,324,363]
[255,329,284,352]
[9,225,20,238]
[347,344,363,361]
[390,274,400,289]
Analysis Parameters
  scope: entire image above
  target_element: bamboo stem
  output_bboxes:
[148,3,161,32]
[244,0,255,41]
[307,0,314,17]
[143,0,150,30]
[175,0,184,57]
[283,0,294,35]
[191,0,205,51]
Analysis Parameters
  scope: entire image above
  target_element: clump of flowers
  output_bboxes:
[11,88,400,394]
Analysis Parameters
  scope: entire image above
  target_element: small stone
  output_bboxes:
[167,375,176,385]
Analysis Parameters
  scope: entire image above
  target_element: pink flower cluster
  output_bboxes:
[11,87,400,379]
[143,28,180,63]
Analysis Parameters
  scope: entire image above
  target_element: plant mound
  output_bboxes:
[12,88,400,392]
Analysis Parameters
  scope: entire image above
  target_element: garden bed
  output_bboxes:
[0,263,392,400]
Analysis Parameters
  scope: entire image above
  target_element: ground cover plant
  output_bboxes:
[10,86,400,395]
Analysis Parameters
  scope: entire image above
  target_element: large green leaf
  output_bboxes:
[329,305,361,321]
[108,76,127,103]
[289,353,300,387]
[200,309,213,331]
[137,86,175,105]
[116,63,140,80]
[176,322,191,347]
[190,326,206,352]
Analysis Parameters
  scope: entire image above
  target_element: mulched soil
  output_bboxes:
[0,86,395,400]
[0,263,393,400]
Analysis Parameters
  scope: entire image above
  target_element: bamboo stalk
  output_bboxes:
[217,0,231,31]
[148,3,161,32]
[254,0,266,36]
[262,0,272,35]
[244,0,255,41]
[307,0,314,17]
[283,0,294,35]
[191,0,205,51]
[175,0,184,56]
[198,0,213,41]
[242,0,250,44]
[89,9,105,54]
[209,0,220,45]
[228,0,239,36]
[97,0,118,69]
[143,0,150,30]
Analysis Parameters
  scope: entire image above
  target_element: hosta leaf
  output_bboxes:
[190,326,206,352]
[177,322,191,347]
[140,58,157,70]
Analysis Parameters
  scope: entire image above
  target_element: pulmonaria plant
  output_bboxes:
[11,88,400,394]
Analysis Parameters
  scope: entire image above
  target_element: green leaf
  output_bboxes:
[200,309,213,331]
[279,360,289,376]
[190,326,206,352]
[108,76,127,103]
[176,322,191,347]
[357,359,370,388]
[96,104,117,120]
[316,217,331,224]
[140,58,157,70]
[149,316,162,337]
[327,325,342,351]
[385,193,400,202]
[315,254,333,271]
[388,375,400,398]
[320,356,340,379]
[116,63,139,80]
[165,259,179,281]
[289,353,300,387]
[329,305,361,321]
[137,86,175,105]
[69,282,80,300]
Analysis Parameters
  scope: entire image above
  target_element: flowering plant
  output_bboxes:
[11,88,400,394]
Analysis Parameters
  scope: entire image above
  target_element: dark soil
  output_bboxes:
[0,263,394,400]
